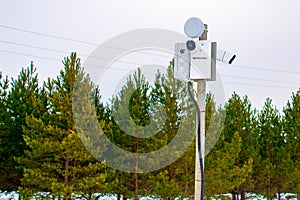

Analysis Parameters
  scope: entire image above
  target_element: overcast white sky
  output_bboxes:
[0,0,299,110]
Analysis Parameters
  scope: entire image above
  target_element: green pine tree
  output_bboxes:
[102,61,195,199]
[0,72,12,191]
[254,98,290,200]
[222,93,257,199]
[283,90,300,199]
[205,131,252,199]
[108,69,153,199]
[17,53,108,200]
[149,62,195,200]
[205,93,254,199]
[0,63,45,192]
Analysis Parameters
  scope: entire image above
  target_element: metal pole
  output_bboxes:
[195,24,208,200]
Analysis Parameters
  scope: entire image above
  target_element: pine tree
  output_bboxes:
[107,69,153,199]
[0,72,12,191]
[221,93,256,199]
[205,93,254,199]
[254,98,290,200]
[205,131,252,199]
[17,53,108,199]
[149,62,195,200]
[103,61,195,199]
[283,90,300,199]
[0,63,45,192]
[205,93,224,156]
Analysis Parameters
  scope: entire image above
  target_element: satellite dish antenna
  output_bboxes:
[184,17,205,38]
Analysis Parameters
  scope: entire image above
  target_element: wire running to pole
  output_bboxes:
[187,82,205,200]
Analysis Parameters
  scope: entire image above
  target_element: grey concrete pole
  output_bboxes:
[195,24,207,200]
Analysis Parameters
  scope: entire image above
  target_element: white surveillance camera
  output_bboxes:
[217,49,236,64]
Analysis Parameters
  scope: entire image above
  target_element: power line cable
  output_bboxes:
[1,48,298,90]
[0,40,69,54]
[1,25,300,74]
[0,25,98,46]
[226,64,300,74]
[223,81,299,89]
[222,74,300,85]
[0,25,171,59]
[2,38,300,77]
[0,40,154,66]
[0,49,139,72]
[0,50,61,62]
[1,48,300,88]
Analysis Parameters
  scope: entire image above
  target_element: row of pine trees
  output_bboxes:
[0,53,299,200]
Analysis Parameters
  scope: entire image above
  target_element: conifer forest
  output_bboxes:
[0,53,299,200]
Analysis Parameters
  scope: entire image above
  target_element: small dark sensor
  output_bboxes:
[186,40,196,51]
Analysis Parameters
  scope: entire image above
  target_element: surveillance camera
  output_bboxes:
[216,49,236,64]
[186,40,196,51]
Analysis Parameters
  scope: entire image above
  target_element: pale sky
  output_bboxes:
[0,0,300,111]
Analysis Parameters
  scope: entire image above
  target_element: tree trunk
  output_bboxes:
[298,166,300,200]
[134,129,139,200]
[232,192,237,200]
[64,159,72,200]
[241,192,245,200]
[134,172,139,199]
[182,162,189,198]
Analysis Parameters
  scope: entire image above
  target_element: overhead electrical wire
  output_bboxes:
[223,81,299,89]
[0,25,170,59]
[2,39,300,77]
[0,49,127,71]
[1,24,300,73]
[1,26,300,75]
[0,24,300,89]
[0,50,61,62]
[0,48,300,89]
[225,64,300,74]
[0,25,98,46]
[0,40,156,67]
[2,23,300,72]
[222,74,300,85]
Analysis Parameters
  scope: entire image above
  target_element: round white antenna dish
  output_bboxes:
[184,17,205,38]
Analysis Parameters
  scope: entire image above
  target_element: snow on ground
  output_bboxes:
[0,191,297,200]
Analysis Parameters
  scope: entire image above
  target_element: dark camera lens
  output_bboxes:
[186,40,196,51]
